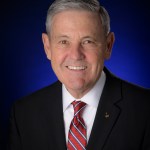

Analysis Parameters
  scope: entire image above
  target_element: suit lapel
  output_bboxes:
[43,81,67,150]
[86,68,122,150]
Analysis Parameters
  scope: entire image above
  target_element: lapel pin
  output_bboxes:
[105,112,110,119]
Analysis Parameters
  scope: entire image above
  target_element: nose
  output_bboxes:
[69,44,85,60]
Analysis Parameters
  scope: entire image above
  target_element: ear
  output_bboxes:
[105,32,115,59]
[42,33,51,60]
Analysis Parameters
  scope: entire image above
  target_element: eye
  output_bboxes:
[81,39,98,49]
[59,40,68,45]
[82,40,94,45]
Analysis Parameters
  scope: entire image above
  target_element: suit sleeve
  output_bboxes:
[142,91,150,150]
[8,103,21,150]
[142,112,150,150]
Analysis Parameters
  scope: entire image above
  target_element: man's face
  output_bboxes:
[42,10,114,98]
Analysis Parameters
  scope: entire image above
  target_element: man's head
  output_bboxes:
[42,0,115,98]
[45,0,110,36]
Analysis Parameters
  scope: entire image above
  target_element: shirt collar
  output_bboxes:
[62,71,106,112]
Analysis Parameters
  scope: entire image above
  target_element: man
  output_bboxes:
[9,0,150,150]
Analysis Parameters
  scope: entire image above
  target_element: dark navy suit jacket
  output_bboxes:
[9,68,150,150]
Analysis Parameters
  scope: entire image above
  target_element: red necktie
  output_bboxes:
[67,101,87,150]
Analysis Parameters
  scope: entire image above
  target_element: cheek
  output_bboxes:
[87,51,104,64]
[51,52,66,72]
[88,53,105,73]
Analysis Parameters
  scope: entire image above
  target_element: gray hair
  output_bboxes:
[46,0,110,35]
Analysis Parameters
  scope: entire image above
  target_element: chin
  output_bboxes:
[69,82,87,92]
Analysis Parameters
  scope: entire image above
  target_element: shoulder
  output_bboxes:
[121,79,150,108]
[116,73,149,100]
[12,81,62,111]
[105,67,150,96]
[115,75,150,112]
[121,78,150,95]
[104,67,150,106]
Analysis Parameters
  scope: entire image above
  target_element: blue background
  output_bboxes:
[1,0,150,149]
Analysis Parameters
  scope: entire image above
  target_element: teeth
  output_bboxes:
[67,66,87,70]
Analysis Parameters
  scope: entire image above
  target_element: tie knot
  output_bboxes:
[72,101,86,117]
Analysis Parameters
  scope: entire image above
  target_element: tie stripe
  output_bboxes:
[74,101,82,107]
[72,122,86,140]
[68,101,87,150]
[68,139,77,150]
[74,105,86,116]
[69,130,86,149]
[78,119,86,129]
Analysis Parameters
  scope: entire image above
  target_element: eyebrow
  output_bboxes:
[55,35,70,39]
[55,35,97,41]
[81,36,97,41]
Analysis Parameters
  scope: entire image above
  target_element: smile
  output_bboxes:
[67,66,87,70]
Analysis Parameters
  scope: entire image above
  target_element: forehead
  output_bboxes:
[50,10,103,37]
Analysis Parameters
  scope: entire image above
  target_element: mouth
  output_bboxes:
[66,66,87,70]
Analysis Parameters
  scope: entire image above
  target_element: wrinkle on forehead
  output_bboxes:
[49,10,104,40]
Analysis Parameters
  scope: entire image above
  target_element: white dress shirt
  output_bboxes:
[62,71,106,143]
